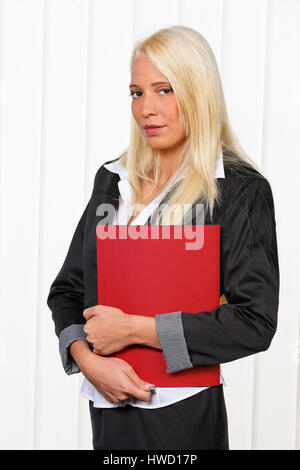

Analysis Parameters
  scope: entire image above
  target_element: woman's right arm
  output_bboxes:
[47,166,152,402]
[69,340,153,403]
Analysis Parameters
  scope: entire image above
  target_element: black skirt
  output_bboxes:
[88,384,229,450]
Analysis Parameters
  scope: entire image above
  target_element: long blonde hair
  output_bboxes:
[118,25,259,224]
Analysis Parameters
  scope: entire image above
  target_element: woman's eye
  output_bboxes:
[129,88,173,99]
[129,91,142,99]
[159,88,173,95]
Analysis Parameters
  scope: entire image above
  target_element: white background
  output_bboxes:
[0,0,299,450]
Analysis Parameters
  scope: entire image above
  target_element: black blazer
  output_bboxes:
[47,155,280,374]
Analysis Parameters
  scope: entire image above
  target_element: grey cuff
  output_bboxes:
[59,324,88,375]
[154,312,193,373]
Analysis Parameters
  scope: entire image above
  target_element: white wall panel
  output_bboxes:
[0,0,299,450]
[179,0,224,66]
[0,0,44,450]
[251,0,300,450]
[34,0,90,450]
[133,0,179,43]
[221,0,269,164]
[85,0,134,194]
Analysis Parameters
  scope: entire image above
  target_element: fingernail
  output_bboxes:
[145,384,156,389]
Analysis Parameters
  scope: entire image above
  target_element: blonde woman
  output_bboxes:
[47,25,279,450]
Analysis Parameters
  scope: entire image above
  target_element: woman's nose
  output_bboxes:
[140,93,157,116]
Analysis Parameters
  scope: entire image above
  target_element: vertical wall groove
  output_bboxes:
[33,0,46,449]
[77,0,92,449]
[251,0,270,450]
[219,0,225,71]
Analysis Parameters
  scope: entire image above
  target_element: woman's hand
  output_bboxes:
[83,305,134,355]
[69,340,155,403]
[83,354,154,404]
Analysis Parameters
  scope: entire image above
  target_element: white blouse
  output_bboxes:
[80,154,226,408]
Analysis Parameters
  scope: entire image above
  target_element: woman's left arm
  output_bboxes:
[152,176,280,372]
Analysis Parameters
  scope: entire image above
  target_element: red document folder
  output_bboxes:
[96,225,220,387]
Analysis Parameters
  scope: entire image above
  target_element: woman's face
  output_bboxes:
[130,53,186,156]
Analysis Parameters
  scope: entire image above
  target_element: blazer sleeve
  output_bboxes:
[47,170,100,375]
[155,177,280,373]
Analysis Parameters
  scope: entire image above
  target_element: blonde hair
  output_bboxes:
[118,25,259,224]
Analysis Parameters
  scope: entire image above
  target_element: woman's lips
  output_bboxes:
[144,126,166,135]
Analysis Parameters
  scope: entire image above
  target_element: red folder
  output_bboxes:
[96,225,220,387]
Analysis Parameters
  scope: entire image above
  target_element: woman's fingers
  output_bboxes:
[123,368,155,402]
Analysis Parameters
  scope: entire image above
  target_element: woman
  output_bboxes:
[47,25,279,450]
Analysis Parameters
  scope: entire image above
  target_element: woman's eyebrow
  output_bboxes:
[129,81,171,88]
